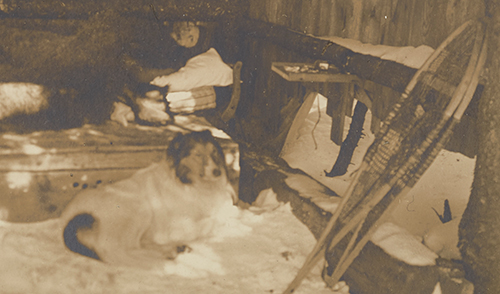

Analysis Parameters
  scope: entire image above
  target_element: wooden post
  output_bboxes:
[459,3,500,293]
[322,83,349,145]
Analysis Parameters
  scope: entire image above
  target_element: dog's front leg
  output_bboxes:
[140,238,191,260]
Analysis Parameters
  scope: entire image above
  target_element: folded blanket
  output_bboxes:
[111,86,217,125]
[167,86,216,114]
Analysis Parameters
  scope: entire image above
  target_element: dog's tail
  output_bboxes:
[63,214,100,260]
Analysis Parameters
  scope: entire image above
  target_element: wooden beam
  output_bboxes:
[0,121,239,172]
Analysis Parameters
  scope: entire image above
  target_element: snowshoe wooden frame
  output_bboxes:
[283,19,488,294]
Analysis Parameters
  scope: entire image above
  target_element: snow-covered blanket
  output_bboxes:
[0,204,344,294]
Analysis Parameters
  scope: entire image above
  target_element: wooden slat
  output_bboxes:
[359,0,383,44]
[0,149,165,172]
[0,118,239,171]
[325,0,340,36]
[317,0,332,36]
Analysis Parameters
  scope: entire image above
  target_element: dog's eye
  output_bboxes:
[176,164,192,184]
[212,168,221,177]
[211,151,224,165]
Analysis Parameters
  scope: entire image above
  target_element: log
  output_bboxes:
[239,144,339,236]
[458,2,500,293]
[0,0,247,21]
[241,18,417,93]
[240,145,470,294]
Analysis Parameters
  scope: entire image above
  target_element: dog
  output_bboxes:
[60,130,237,271]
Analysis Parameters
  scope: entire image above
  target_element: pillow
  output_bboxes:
[150,48,233,91]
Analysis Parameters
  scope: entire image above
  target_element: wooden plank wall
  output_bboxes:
[248,0,484,47]
[239,0,485,155]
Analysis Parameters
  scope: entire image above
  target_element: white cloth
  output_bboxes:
[150,48,233,91]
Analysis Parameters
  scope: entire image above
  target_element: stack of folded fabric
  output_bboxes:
[166,86,216,113]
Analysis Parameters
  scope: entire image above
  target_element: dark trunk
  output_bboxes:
[458,2,500,293]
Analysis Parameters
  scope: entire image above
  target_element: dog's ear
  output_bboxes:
[167,132,185,162]
[194,130,214,142]
[199,130,212,137]
[199,130,225,160]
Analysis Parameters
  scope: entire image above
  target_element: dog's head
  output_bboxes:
[167,130,228,186]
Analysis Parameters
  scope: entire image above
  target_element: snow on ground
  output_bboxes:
[0,94,475,293]
[280,94,476,259]
[158,202,345,294]
[0,200,350,294]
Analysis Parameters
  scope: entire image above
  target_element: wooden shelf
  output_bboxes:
[271,62,360,83]
[272,62,360,145]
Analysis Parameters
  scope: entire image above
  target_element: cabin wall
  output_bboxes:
[238,0,485,155]
[248,0,484,47]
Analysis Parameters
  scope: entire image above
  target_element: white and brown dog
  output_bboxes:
[61,130,237,271]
